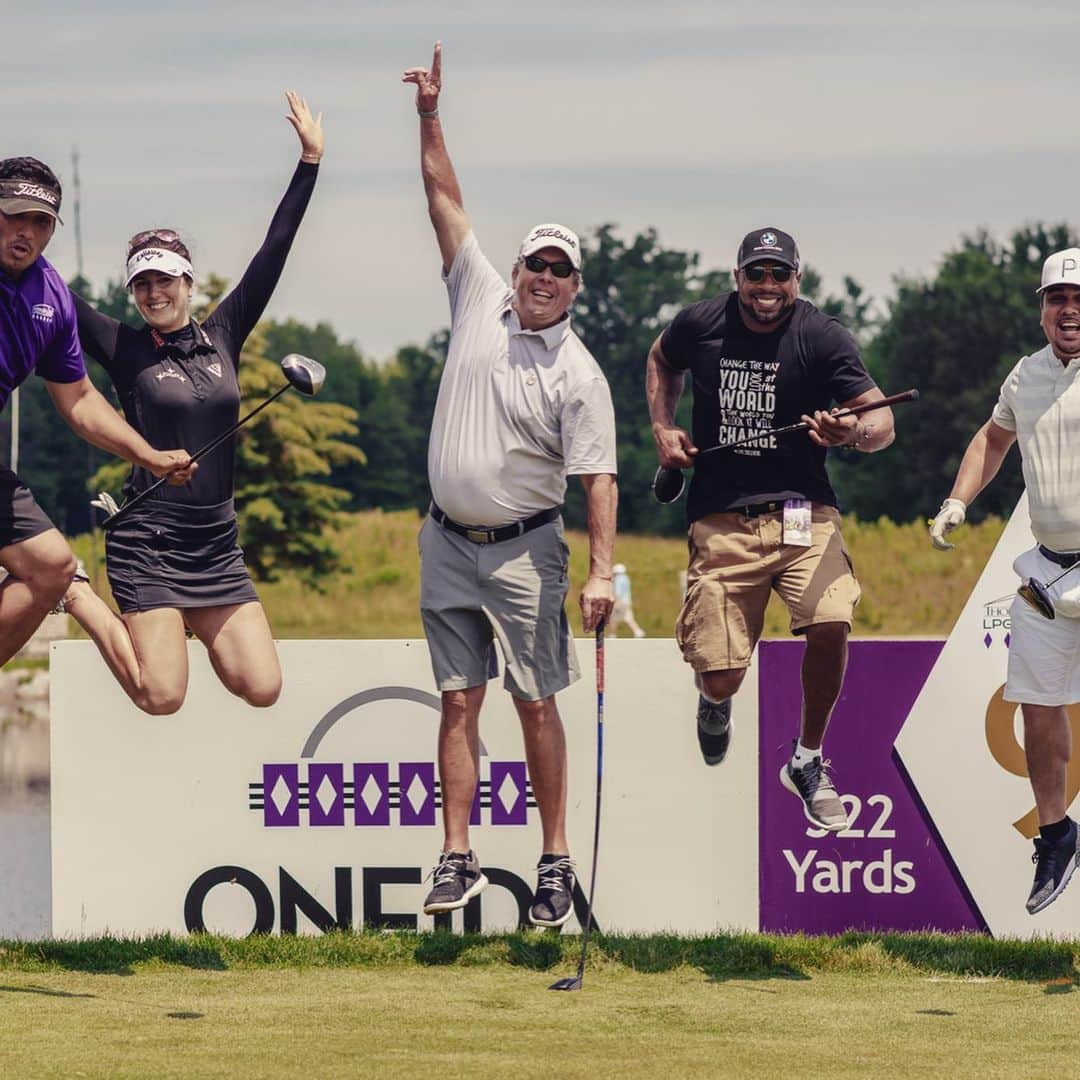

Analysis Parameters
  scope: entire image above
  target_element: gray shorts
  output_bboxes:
[418,515,580,701]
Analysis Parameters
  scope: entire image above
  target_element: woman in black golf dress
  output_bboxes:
[61,91,323,714]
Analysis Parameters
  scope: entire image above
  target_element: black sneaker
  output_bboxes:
[696,695,732,766]
[1026,819,1080,915]
[528,854,576,928]
[422,850,488,914]
[779,751,849,832]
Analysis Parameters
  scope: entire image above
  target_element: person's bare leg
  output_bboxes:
[0,530,75,665]
[185,602,282,707]
[514,694,568,855]
[438,685,485,853]
[1022,703,1072,825]
[800,621,849,750]
[61,583,188,715]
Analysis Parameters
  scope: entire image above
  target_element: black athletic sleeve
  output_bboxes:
[71,292,121,374]
[810,314,876,404]
[208,160,319,363]
[659,297,723,372]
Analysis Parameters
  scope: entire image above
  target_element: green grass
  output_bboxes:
[68,510,1006,640]
[0,932,1076,1079]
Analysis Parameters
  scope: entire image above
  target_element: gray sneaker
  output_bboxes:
[1026,819,1080,915]
[422,849,488,914]
[50,559,90,616]
[528,855,576,928]
[780,751,849,832]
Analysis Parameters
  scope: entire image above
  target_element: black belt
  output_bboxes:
[430,502,561,544]
[733,500,786,519]
[1039,545,1080,569]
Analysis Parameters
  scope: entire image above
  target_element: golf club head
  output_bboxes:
[1018,578,1056,620]
[652,465,686,504]
[548,976,583,992]
[280,353,326,397]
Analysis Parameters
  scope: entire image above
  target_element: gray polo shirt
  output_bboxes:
[428,231,617,528]
[993,344,1080,551]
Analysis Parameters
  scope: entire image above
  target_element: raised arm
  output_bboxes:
[402,42,470,272]
[646,333,698,468]
[210,90,322,351]
[71,292,121,370]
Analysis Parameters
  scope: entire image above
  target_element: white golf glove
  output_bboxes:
[930,498,966,550]
[90,491,120,517]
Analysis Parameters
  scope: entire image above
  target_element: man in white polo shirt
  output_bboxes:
[931,247,1080,915]
[402,43,617,927]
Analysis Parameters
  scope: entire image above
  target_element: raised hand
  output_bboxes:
[285,90,324,163]
[402,41,442,114]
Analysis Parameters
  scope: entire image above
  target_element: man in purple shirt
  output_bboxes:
[0,157,191,663]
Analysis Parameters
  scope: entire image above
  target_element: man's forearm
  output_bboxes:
[646,344,684,427]
[950,424,1012,504]
[583,474,617,579]
[64,391,161,467]
[420,116,463,219]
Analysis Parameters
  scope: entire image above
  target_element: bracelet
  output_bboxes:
[418,108,439,119]
[300,154,321,164]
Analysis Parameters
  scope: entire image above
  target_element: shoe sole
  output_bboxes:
[1026,851,1080,915]
[528,902,576,929]
[422,872,489,915]
[779,764,849,833]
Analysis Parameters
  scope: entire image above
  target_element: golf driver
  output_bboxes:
[652,388,921,504]
[1017,558,1080,620]
[101,354,326,529]
[550,621,605,993]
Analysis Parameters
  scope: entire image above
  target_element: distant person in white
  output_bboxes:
[402,43,618,928]
[609,563,645,638]
[931,247,1080,916]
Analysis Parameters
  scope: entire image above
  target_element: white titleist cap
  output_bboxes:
[519,223,582,271]
[1037,248,1080,294]
[125,247,194,287]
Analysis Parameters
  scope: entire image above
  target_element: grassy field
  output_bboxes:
[69,509,1006,640]
[0,931,1075,1079]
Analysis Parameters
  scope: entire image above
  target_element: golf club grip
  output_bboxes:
[102,382,291,529]
[831,388,919,420]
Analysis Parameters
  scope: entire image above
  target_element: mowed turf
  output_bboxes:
[0,932,1076,1079]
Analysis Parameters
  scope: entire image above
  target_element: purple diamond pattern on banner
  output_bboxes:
[262,764,300,828]
[758,640,984,934]
[353,763,390,826]
[398,762,436,826]
[308,763,345,827]
[490,762,528,826]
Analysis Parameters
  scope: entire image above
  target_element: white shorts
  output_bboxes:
[1004,545,1080,706]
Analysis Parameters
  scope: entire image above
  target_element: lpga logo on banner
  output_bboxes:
[249,685,534,828]
[981,600,1012,649]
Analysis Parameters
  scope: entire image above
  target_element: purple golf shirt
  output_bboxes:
[0,255,85,412]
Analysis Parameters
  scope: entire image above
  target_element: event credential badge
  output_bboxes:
[782,500,812,547]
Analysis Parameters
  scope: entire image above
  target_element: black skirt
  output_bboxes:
[106,498,259,614]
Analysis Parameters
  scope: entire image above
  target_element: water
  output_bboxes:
[0,788,50,939]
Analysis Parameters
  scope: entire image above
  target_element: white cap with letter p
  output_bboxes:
[1037,248,1080,293]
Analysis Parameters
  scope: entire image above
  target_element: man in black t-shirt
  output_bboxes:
[646,227,896,832]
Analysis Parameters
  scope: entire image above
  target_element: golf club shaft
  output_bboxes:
[102,381,292,530]
[575,622,606,981]
[696,387,919,458]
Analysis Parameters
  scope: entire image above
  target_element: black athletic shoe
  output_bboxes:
[696,695,732,766]
[1026,819,1080,915]
[422,849,488,914]
[528,854,576,928]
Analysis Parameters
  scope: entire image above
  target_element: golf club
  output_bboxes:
[1017,558,1080,620]
[550,621,605,993]
[652,388,921,504]
[101,354,326,530]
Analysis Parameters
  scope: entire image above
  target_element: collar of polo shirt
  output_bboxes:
[505,302,571,350]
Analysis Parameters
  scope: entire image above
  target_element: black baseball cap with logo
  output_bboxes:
[736,227,799,271]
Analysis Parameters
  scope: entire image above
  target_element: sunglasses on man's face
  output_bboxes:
[523,254,576,279]
[742,265,793,284]
[127,228,182,256]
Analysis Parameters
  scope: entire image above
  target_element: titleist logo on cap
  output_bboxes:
[528,226,578,249]
[0,181,60,208]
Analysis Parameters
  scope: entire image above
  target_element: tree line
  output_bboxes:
[3,221,1069,578]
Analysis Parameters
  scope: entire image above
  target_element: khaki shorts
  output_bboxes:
[675,505,860,672]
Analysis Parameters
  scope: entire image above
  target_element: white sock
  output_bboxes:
[791,740,821,768]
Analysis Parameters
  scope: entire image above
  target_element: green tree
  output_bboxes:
[830,223,1076,523]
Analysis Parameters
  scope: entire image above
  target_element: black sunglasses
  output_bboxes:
[127,228,182,256]
[743,265,794,284]
[523,254,576,279]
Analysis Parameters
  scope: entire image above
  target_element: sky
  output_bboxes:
[5,1,1080,360]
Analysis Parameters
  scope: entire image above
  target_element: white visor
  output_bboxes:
[125,247,194,287]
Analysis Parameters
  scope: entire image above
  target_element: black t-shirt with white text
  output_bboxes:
[660,293,875,524]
